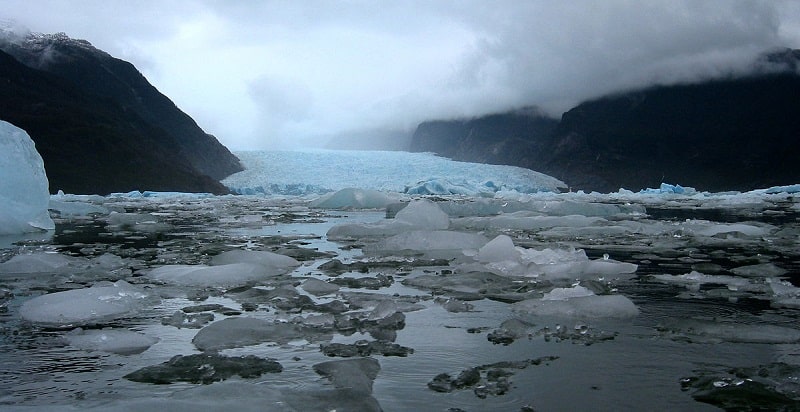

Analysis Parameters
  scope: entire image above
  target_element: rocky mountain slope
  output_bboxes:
[0,30,241,195]
[410,49,800,193]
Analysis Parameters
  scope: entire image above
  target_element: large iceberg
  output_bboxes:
[0,121,54,234]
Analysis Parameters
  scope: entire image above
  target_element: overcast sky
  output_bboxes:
[3,1,800,150]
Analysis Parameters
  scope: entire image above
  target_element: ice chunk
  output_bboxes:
[476,235,520,263]
[301,278,340,296]
[394,199,449,229]
[651,271,759,292]
[467,236,637,280]
[404,178,487,196]
[0,251,80,274]
[487,213,607,230]
[0,120,54,234]
[365,230,488,255]
[311,188,394,209]
[48,198,108,218]
[730,263,788,278]
[148,252,299,288]
[541,285,596,300]
[660,319,800,344]
[210,249,300,271]
[192,317,316,351]
[640,183,697,195]
[148,264,266,288]
[327,199,449,239]
[64,328,158,355]
[367,300,398,321]
[313,357,380,395]
[513,292,639,319]
[19,280,154,328]
[686,221,773,237]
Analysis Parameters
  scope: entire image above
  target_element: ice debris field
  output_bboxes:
[1,146,800,411]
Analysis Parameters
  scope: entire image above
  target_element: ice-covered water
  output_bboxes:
[1,150,800,411]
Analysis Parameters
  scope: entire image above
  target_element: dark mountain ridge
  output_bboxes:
[0,30,242,194]
[410,49,800,193]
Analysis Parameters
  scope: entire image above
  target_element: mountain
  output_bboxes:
[0,30,242,195]
[409,49,800,193]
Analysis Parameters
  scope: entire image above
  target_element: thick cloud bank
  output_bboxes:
[2,1,800,149]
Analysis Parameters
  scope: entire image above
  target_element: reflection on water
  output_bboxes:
[0,192,798,411]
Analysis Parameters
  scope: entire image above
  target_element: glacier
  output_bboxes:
[0,120,55,234]
[222,149,567,196]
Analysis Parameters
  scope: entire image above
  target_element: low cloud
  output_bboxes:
[2,1,799,149]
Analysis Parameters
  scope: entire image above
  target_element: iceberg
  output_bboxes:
[0,121,55,234]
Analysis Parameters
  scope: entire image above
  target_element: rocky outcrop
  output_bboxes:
[0,31,242,194]
[410,49,800,193]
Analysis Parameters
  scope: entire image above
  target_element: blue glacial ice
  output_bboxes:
[0,121,55,234]
[222,150,567,196]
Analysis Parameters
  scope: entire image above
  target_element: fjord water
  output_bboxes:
[1,150,799,411]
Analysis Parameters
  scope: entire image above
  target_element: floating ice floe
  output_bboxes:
[0,252,133,286]
[767,278,800,309]
[659,318,800,344]
[364,230,488,257]
[311,188,397,209]
[148,250,300,288]
[64,327,158,355]
[512,285,639,319]
[730,263,788,278]
[651,271,761,292]
[48,196,109,218]
[313,357,381,395]
[301,278,341,296]
[107,211,171,232]
[463,235,637,280]
[19,280,155,328]
[192,317,328,351]
[0,120,55,234]
[327,199,449,239]
[0,251,80,275]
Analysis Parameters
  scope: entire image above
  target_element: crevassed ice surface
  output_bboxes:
[1,149,799,411]
[222,149,567,195]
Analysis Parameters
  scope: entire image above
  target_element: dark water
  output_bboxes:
[1,193,799,411]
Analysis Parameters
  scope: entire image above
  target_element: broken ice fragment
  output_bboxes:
[19,280,155,328]
[313,357,380,395]
[64,328,158,355]
[192,317,328,351]
[124,354,282,384]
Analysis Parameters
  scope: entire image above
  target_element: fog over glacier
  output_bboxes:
[3,1,800,149]
[1,148,800,410]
